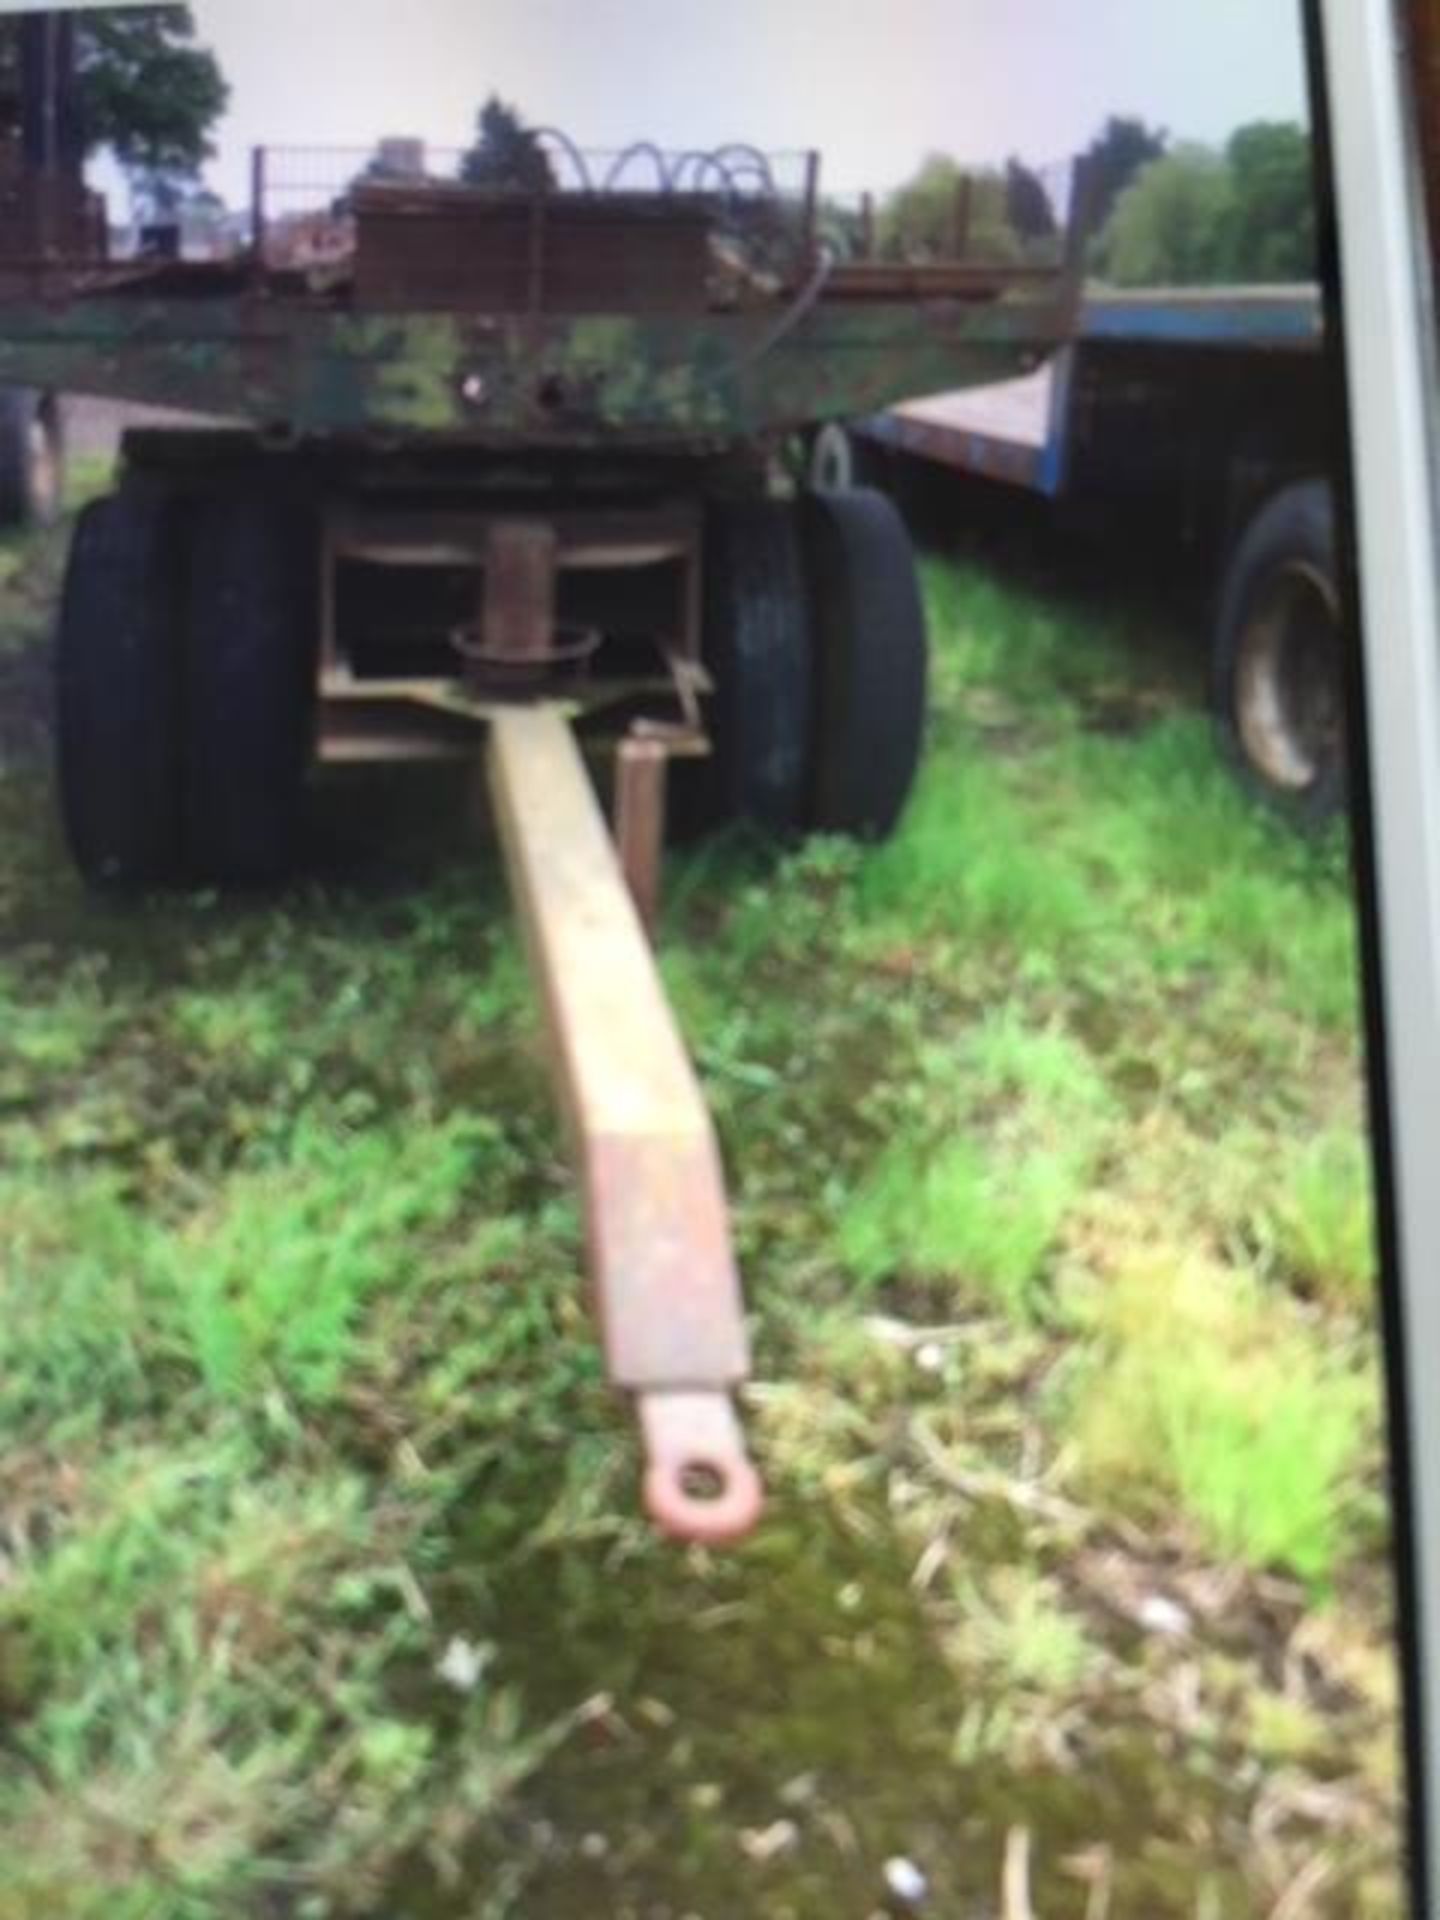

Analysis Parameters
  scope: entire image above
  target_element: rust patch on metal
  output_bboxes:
[580,1130,747,1386]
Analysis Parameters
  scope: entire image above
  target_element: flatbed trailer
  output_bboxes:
[0,11,1080,1543]
[816,284,1344,816]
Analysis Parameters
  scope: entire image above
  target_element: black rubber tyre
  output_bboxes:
[0,390,63,530]
[1212,479,1345,824]
[183,495,319,885]
[801,487,928,839]
[682,498,814,836]
[56,487,185,888]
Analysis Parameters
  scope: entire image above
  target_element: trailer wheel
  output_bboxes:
[801,487,928,839]
[1212,480,1344,822]
[56,487,184,888]
[684,498,813,835]
[0,391,63,530]
[183,496,318,885]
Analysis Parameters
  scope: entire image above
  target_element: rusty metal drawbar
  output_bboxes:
[488,706,762,1544]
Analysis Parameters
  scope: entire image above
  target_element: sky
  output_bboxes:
[164,0,1308,210]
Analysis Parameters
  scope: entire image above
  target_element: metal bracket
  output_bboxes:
[615,734,668,935]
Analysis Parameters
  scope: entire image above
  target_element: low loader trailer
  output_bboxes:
[0,118,1075,1542]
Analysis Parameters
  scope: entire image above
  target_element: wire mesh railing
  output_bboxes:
[252,141,821,277]
[248,140,1092,302]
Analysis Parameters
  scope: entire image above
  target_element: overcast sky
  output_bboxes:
[167,0,1308,209]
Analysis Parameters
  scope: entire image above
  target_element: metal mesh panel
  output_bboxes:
[255,142,820,288]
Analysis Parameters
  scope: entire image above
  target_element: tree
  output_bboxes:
[0,7,225,218]
[1091,120,1317,288]
[1004,158,1056,245]
[1222,120,1316,280]
[459,97,555,192]
[1092,144,1232,286]
[1080,114,1168,238]
[74,5,228,203]
[877,154,1019,264]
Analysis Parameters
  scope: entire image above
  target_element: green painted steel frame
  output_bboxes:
[0,293,1068,443]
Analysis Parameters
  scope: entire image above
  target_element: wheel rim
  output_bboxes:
[1234,560,1344,793]
[27,414,59,523]
[809,423,856,492]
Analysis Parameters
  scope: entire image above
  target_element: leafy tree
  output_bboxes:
[1093,145,1233,285]
[1080,114,1168,237]
[877,154,1019,264]
[0,7,225,220]
[1093,121,1317,287]
[74,5,227,199]
[459,96,555,192]
[1222,120,1316,280]
[1004,158,1056,244]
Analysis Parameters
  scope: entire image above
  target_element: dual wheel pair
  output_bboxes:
[57,488,317,890]
[691,487,928,843]
[55,481,928,892]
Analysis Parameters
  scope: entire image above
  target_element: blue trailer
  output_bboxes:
[811,286,1343,817]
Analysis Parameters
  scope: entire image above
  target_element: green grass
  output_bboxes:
[856,750,1108,962]
[1263,1127,1379,1310]
[942,1564,1097,1694]
[179,1114,483,1401]
[0,1436,553,1917]
[0,523,1397,1917]
[836,1133,1088,1314]
[0,1168,180,1439]
[1061,1252,1375,1588]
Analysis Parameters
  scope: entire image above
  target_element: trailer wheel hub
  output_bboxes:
[1235,558,1343,793]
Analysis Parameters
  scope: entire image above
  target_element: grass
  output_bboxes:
[1,1437,554,1915]
[0,1167,179,1438]
[178,1114,483,1401]
[1061,1251,1375,1587]
[837,1131,1085,1312]
[834,1004,1116,1313]
[0,489,1399,1917]
[942,1564,1097,1695]
[1263,1127,1379,1309]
